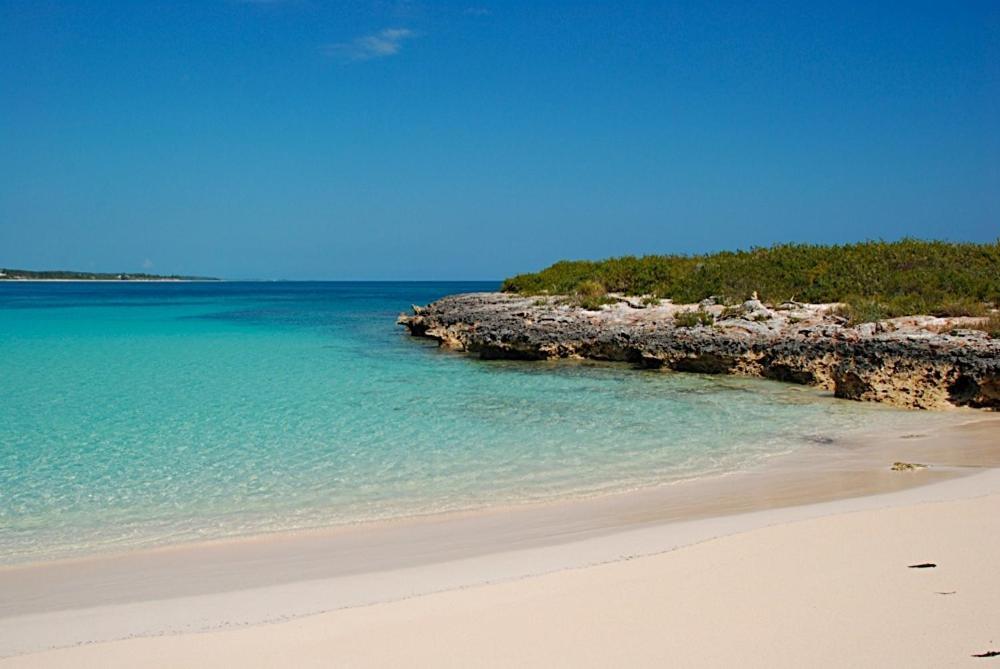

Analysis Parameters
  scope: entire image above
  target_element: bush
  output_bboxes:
[674,309,715,328]
[929,298,988,318]
[575,280,606,299]
[501,240,1000,317]
[719,305,744,320]
[831,294,988,325]
[831,298,889,325]
[571,280,613,311]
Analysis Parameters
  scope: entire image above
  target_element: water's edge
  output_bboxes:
[1,415,998,658]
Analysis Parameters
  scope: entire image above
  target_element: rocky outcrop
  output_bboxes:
[398,292,1000,410]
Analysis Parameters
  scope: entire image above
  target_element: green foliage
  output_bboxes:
[674,309,715,328]
[575,280,606,299]
[719,305,744,320]
[831,298,890,325]
[832,294,989,325]
[928,298,988,318]
[569,280,614,310]
[501,240,1000,317]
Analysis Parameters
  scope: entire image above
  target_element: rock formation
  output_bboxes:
[399,292,1000,410]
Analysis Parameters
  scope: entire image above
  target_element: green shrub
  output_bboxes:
[928,298,987,317]
[719,305,744,320]
[832,298,889,325]
[571,280,613,310]
[828,293,979,325]
[674,309,714,328]
[575,280,606,299]
[501,240,1000,317]
[576,296,613,310]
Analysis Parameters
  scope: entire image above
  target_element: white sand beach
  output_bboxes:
[7,484,1000,668]
[2,417,998,668]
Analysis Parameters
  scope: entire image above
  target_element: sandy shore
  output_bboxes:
[7,477,1000,668]
[2,416,998,667]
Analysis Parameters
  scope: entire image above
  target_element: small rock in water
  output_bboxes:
[891,461,928,471]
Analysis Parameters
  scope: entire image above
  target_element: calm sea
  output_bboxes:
[0,281,938,563]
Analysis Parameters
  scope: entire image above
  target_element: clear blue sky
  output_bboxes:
[1,1,998,279]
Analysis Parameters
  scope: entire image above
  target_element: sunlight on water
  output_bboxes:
[0,282,946,563]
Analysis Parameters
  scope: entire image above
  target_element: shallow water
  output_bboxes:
[0,281,948,563]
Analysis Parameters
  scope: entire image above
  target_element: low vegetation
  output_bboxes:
[674,309,715,327]
[502,240,1000,321]
[568,280,615,310]
[831,295,992,326]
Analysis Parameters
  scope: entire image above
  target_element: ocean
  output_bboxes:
[0,281,940,564]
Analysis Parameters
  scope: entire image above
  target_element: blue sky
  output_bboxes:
[1,1,998,279]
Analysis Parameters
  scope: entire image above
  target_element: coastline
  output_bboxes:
[0,279,217,283]
[2,413,998,660]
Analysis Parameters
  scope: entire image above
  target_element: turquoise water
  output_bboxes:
[0,282,936,564]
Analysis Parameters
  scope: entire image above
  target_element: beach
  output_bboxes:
[5,1,999,665]
[2,283,998,667]
[2,416,998,667]
[7,484,999,668]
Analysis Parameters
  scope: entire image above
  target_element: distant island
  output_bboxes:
[0,268,219,281]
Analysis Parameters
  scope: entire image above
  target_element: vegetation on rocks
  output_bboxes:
[674,309,715,328]
[501,240,1000,320]
[831,295,989,325]
[568,280,616,311]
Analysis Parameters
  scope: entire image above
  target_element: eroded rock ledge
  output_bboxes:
[399,292,1000,410]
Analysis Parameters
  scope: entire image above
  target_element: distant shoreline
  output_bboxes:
[0,278,219,283]
[0,267,220,282]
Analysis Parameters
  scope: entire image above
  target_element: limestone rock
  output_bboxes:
[398,292,1000,410]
